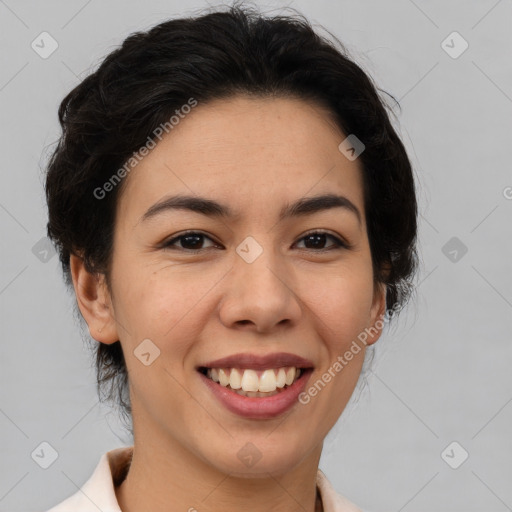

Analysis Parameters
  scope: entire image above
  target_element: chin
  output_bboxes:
[201,434,315,478]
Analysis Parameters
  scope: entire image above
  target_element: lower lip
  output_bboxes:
[199,369,313,419]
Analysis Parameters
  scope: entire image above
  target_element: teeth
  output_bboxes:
[205,366,303,395]
[276,368,286,388]
[218,368,230,387]
[259,369,277,392]
[285,367,295,386]
[229,368,242,389]
[241,369,259,392]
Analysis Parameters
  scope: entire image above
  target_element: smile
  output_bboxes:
[199,366,302,397]
[196,352,314,418]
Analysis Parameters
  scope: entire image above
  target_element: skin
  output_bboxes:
[70,95,387,512]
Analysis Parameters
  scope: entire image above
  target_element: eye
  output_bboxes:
[162,230,349,252]
[294,230,349,251]
[162,231,218,251]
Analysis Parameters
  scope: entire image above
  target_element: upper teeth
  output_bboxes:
[207,367,301,393]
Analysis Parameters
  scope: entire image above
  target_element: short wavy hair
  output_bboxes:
[44,2,418,432]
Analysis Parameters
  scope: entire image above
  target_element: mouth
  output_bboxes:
[196,352,314,419]
[197,366,309,398]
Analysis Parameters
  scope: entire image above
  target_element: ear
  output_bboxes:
[365,280,388,347]
[69,253,119,344]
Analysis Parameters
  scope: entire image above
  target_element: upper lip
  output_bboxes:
[198,352,314,370]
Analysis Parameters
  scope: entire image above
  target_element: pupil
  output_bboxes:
[305,234,326,249]
[183,235,202,249]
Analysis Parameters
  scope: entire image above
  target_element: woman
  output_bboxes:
[44,3,418,511]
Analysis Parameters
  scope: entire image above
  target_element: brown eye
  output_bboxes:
[163,231,218,251]
[295,231,348,251]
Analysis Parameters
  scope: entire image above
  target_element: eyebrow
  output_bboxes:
[140,193,362,226]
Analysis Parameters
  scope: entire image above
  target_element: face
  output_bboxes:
[76,95,386,477]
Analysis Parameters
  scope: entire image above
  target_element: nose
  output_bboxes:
[218,244,302,334]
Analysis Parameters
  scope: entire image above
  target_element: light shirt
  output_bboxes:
[45,445,363,512]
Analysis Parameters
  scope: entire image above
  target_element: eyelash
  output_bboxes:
[161,230,351,253]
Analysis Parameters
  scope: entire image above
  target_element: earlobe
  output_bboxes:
[69,253,119,344]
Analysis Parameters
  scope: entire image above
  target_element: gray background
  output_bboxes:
[1,1,511,511]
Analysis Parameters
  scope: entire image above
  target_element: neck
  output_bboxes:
[115,423,323,512]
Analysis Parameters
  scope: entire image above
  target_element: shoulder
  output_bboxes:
[316,469,364,512]
[44,446,133,512]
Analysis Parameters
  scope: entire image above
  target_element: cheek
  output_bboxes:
[115,272,201,405]
[117,269,209,355]
[305,264,375,339]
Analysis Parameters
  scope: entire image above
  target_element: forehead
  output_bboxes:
[117,95,365,224]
